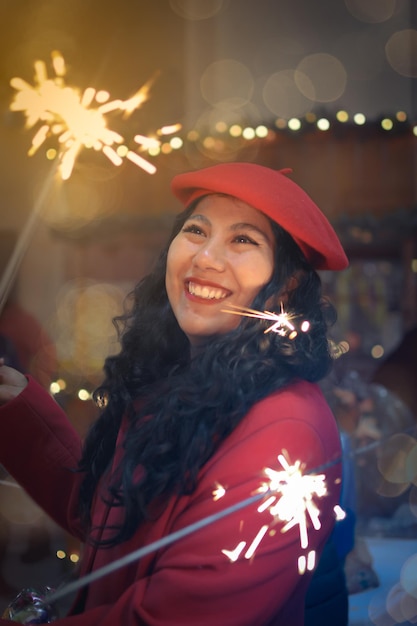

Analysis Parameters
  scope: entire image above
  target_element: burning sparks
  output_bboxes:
[9,51,180,180]
[221,454,327,573]
[222,303,310,338]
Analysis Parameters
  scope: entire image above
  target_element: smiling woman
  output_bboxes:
[0,162,348,625]
[165,195,275,344]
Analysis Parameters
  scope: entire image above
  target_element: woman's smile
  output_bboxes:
[166,194,275,345]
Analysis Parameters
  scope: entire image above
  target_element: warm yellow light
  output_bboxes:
[353,113,366,125]
[371,344,384,359]
[381,118,393,130]
[411,258,417,272]
[116,145,129,157]
[242,127,255,139]
[78,389,91,401]
[148,145,160,156]
[50,382,61,395]
[161,142,172,154]
[46,148,57,160]
[9,52,165,179]
[305,112,317,123]
[170,136,183,149]
[187,129,199,141]
[158,123,182,135]
[56,550,66,559]
[275,118,287,129]
[70,553,80,563]
[413,125,417,136]
[95,90,110,104]
[396,110,407,122]
[229,124,242,137]
[288,118,301,131]
[255,125,268,138]
[336,110,349,122]
[317,118,330,131]
[215,121,228,133]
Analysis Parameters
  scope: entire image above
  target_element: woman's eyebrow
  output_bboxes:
[185,214,211,226]
[230,222,272,241]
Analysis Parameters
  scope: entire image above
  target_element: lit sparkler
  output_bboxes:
[9,51,180,180]
[221,453,327,572]
[222,303,310,338]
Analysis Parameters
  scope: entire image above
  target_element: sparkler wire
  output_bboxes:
[47,490,270,604]
[0,161,59,315]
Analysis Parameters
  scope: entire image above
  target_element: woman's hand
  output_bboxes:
[0,359,28,405]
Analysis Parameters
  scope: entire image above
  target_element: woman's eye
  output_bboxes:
[234,235,259,245]
[182,224,205,236]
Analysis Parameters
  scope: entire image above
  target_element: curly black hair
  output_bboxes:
[77,201,337,546]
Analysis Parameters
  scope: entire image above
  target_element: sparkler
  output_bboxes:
[223,304,349,359]
[9,51,180,180]
[222,303,310,338]
[221,453,327,573]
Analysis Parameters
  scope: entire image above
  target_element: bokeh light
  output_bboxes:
[295,54,347,103]
[385,29,417,78]
[200,59,254,109]
[262,70,314,119]
[377,433,417,486]
[52,279,124,377]
[344,0,396,23]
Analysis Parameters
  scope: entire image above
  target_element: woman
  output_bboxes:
[0,162,348,625]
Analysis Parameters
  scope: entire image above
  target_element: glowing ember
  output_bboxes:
[264,454,327,549]
[222,303,309,337]
[222,453,327,570]
[9,51,178,180]
[212,483,227,501]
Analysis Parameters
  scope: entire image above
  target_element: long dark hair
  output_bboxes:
[77,200,337,546]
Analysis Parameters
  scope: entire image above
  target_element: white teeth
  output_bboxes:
[188,282,227,300]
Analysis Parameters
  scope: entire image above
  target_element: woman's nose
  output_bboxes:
[193,238,226,272]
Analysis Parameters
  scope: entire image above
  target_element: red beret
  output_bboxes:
[171,162,348,271]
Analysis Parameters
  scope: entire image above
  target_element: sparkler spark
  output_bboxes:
[222,303,310,338]
[222,454,327,572]
[9,51,178,180]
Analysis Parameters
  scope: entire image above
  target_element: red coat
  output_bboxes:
[0,376,342,625]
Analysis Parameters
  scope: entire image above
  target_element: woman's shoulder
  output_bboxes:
[248,379,332,424]
[208,380,339,468]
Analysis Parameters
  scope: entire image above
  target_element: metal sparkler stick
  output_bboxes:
[47,490,268,604]
[0,162,59,315]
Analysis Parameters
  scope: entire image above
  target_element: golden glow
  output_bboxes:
[222,453,327,567]
[78,389,91,401]
[229,124,242,137]
[255,125,269,138]
[9,51,170,179]
[222,303,301,337]
[70,553,80,563]
[371,344,384,359]
[411,259,417,273]
[212,483,226,501]
[336,110,349,122]
[317,118,330,131]
[56,550,66,559]
[396,110,407,122]
[288,118,301,131]
[262,454,326,549]
[353,113,366,125]
[381,118,394,130]
[242,127,256,140]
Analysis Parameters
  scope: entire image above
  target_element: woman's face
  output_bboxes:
[166,195,275,345]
